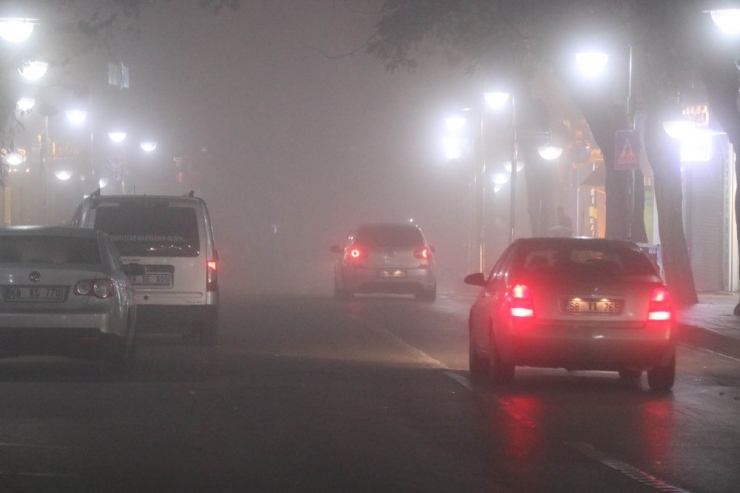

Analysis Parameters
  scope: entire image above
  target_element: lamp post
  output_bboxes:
[485,91,519,244]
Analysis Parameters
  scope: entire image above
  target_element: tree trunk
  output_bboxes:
[644,102,698,307]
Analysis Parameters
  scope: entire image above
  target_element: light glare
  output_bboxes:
[484,92,510,109]
[66,110,87,125]
[0,18,35,43]
[18,60,48,80]
[16,97,35,111]
[140,141,158,152]
[108,131,127,143]
[538,144,564,160]
[710,9,740,35]
[575,52,610,78]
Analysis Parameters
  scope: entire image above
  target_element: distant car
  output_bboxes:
[0,227,144,370]
[465,237,676,391]
[331,223,437,301]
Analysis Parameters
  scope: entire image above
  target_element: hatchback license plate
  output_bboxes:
[565,299,623,314]
[378,269,406,278]
[3,286,66,302]
[131,273,172,287]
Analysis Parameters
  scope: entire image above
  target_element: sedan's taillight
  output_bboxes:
[508,283,534,318]
[207,260,218,292]
[347,246,367,261]
[648,286,672,321]
[74,279,115,299]
[414,247,433,260]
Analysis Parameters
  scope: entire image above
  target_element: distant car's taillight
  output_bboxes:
[347,246,367,261]
[74,279,115,299]
[414,247,433,260]
[508,283,534,318]
[648,286,672,321]
[207,260,218,292]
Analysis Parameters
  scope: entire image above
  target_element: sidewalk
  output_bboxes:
[678,292,740,360]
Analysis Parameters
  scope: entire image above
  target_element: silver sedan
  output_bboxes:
[0,227,144,370]
[466,237,675,391]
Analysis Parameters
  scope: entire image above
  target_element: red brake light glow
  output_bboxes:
[207,259,218,292]
[414,247,432,260]
[509,283,534,318]
[648,286,672,321]
[347,247,367,261]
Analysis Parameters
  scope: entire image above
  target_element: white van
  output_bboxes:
[72,192,219,346]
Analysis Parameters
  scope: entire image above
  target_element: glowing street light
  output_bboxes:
[18,60,48,80]
[484,91,510,109]
[140,141,158,152]
[16,97,35,112]
[54,169,73,181]
[708,9,740,36]
[108,131,127,143]
[2,151,24,166]
[0,18,36,43]
[575,52,610,78]
[663,119,696,140]
[65,110,88,125]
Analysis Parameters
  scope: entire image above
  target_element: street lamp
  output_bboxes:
[485,90,519,244]
[140,141,158,152]
[18,60,48,80]
[708,9,740,36]
[65,110,87,125]
[0,18,36,43]
[16,97,35,112]
[575,52,610,78]
[108,131,127,143]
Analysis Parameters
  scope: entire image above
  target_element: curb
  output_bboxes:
[678,323,740,360]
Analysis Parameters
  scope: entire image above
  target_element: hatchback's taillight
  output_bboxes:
[207,260,218,292]
[74,279,115,299]
[414,247,433,260]
[508,283,534,318]
[347,246,367,261]
[648,286,672,321]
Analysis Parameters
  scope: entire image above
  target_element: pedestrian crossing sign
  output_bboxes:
[615,130,640,170]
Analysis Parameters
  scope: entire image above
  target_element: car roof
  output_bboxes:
[87,195,203,206]
[356,222,423,230]
[0,226,103,239]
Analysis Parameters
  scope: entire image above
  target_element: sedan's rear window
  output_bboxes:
[93,203,200,257]
[354,226,424,248]
[520,246,657,278]
[0,236,101,265]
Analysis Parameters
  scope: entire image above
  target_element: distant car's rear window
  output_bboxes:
[519,244,657,278]
[354,225,425,248]
[0,236,101,265]
[93,202,200,257]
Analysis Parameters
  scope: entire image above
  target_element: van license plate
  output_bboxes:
[131,273,172,287]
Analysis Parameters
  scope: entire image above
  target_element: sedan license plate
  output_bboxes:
[565,299,623,314]
[3,286,66,302]
[131,273,172,287]
[378,269,406,278]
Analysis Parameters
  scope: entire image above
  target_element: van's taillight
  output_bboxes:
[414,247,433,260]
[508,283,534,318]
[207,260,218,292]
[648,286,671,321]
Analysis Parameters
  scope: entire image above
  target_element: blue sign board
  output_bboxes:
[614,130,640,170]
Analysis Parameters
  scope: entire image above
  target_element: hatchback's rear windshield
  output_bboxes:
[93,203,200,257]
[519,245,656,278]
[0,236,101,265]
[354,226,424,248]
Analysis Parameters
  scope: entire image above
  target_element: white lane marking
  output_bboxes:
[444,371,474,390]
[348,314,448,369]
[0,471,81,478]
[567,441,693,493]
[678,342,740,363]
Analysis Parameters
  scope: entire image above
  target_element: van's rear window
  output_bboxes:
[93,203,200,257]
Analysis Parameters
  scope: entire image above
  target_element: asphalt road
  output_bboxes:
[0,292,738,492]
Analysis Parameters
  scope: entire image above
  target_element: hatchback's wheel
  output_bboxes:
[198,320,219,347]
[468,333,487,381]
[488,336,514,385]
[647,351,675,392]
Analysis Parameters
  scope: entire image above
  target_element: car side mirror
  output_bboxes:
[123,263,146,277]
[464,272,486,287]
[330,245,342,254]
